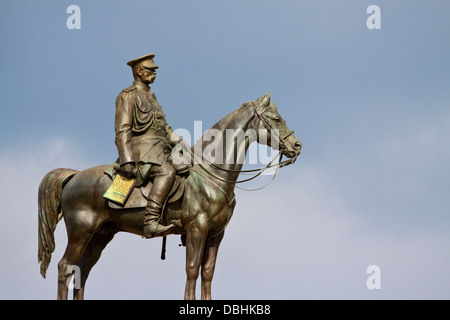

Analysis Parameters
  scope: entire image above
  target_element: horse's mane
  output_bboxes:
[191,103,250,152]
[210,104,247,130]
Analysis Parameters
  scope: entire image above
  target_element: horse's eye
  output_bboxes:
[272,116,280,121]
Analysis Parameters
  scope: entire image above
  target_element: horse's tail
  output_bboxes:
[38,168,79,278]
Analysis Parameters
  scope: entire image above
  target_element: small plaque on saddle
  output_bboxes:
[103,173,136,205]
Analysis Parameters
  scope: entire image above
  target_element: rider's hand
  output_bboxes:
[119,163,136,179]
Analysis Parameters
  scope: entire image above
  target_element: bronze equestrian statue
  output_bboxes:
[37,54,302,300]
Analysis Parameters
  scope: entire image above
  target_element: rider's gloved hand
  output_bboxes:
[119,162,137,179]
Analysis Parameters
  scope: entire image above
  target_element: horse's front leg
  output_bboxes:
[201,230,224,300]
[184,215,208,300]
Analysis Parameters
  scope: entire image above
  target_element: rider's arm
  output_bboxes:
[165,125,183,146]
[115,91,135,166]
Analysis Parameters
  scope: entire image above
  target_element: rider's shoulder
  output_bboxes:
[121,83,138,93]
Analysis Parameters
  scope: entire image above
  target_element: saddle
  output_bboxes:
[103,165,186,210]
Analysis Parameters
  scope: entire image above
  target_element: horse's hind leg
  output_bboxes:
[73,230,115,300]
[57,231,94,300]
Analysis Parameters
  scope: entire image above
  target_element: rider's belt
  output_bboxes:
[135,129,167,137]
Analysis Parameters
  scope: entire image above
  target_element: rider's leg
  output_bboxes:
[143,161,176,238]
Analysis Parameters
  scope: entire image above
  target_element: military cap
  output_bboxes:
[126,54,159,70]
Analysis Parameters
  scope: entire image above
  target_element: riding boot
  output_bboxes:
[144,199,175,238]
[143,166,176,238]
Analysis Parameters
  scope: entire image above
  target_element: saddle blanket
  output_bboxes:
[103,166,185,210]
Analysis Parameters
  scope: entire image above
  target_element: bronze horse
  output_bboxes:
[37,92,301,300]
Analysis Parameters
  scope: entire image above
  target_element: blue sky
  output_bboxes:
[1,0,449,299]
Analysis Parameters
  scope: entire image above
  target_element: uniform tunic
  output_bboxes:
[115,81,176,181]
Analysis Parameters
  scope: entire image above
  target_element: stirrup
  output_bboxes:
[144,221,175,238]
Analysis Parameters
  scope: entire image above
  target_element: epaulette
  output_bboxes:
[122,84,137,93]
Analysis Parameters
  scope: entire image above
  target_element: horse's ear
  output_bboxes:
[257,90,271,108]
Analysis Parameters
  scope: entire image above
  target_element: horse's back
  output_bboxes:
[61,164,112,220]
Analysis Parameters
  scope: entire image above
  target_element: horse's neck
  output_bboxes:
[192,103,258,189]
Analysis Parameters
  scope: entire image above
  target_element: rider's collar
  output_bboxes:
[133,81,151,93]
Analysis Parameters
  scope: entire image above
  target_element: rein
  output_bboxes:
[184,101,297,190]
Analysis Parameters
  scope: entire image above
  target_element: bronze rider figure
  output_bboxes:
[114,54,186,238]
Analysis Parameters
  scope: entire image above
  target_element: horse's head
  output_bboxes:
[252,91,301,159]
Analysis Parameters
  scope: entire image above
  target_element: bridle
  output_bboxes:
[251,101,296,156]
[188,101,298,190]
